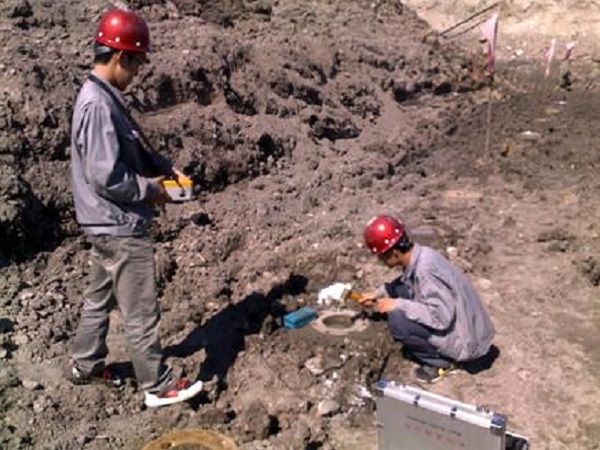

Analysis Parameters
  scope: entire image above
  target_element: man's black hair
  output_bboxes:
[392,233,413,253]
[93,42,116,65]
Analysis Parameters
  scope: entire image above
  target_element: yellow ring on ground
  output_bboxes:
[141,428,238,450]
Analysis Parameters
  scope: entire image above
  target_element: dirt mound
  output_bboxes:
[0,0,476,260]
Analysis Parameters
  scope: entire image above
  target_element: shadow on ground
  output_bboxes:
[165,273,309,385]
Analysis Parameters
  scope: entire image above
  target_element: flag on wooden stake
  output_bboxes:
[563,42,576,61]
[481,12,499,73]
[545,39,556,79]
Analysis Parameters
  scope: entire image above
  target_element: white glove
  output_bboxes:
[318,282,353,306]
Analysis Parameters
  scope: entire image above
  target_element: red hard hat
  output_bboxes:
[364,215,406,255]
[95,8,150,53]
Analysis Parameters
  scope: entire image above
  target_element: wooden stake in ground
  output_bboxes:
[484,78,494,162]
[481,12,499,161]
[542,39,557,109]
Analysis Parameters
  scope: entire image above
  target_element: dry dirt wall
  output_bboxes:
[0,0,478,263]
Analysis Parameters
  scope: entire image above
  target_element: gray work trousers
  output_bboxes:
[388,309,453,369]
[72,235,173,393]
[385,281,452,369]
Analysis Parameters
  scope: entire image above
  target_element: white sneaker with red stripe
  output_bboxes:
[144,378,203,408]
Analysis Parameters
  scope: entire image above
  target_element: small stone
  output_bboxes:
[316,400,340,417]
[305,356,324,376]
[250,0,272,15]
[405,81,420,94]
[205,301,219,312]
[0,365,20,388]
[519,130,542,141]
[22,379,43,391]
[238,401,271,441]
[517,369,531,381]
[19,292,34,301]
[50,292,65,302]
[423,33,439,46]
[13,333,29,346]
[33,398,46,413]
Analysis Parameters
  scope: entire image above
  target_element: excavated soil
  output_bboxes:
[1,0,600,449]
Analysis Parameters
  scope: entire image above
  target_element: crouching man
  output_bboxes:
[361,215,495,383]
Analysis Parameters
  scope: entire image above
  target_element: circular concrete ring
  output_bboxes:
[141,429,238,450]
[311,309,369,336]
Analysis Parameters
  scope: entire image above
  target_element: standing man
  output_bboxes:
[69,8,203,407]
[361,215,495,383]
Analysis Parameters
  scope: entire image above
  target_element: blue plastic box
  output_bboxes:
[283,306,318,329]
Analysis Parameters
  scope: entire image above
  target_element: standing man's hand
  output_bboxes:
[173,168,186,179]
[165,167,187,181]
[150,177,171,206]
[376,298,397,313]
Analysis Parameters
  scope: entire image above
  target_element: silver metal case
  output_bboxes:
[375,380,529,450]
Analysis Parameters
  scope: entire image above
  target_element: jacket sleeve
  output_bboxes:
[148,150,175,178]
[393,272,456,331]
[81,102,157,204]
[374,284,389,298]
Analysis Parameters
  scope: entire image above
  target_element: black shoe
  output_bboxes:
[413,365,455,384]
[68,363,123,388]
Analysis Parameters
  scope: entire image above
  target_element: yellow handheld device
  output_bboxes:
[161,175,194,202]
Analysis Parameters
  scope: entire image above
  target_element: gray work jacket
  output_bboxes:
[70,74,172,236]
[378,244,495,361]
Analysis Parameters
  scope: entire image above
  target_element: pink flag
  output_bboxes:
[563,42,575,61]
[481,12,499,73]
[545,39,556,78]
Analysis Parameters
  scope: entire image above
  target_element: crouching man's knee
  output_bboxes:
[387,308,412,340]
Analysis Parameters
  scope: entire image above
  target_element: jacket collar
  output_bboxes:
[89,71,127,107]
[402,243,422,281]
